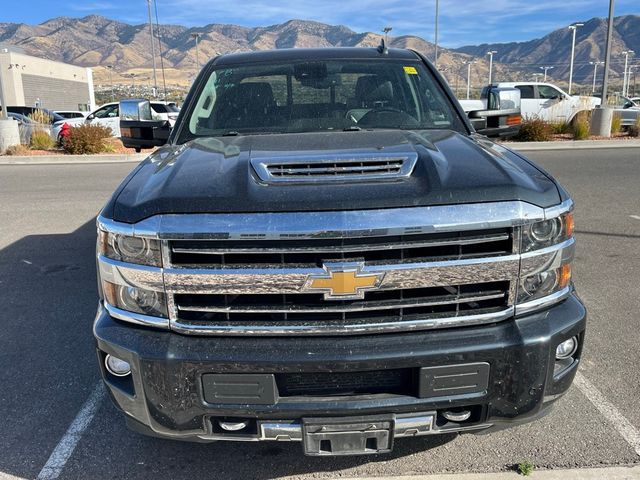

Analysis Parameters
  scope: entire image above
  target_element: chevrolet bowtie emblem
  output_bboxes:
[304,263,385,300]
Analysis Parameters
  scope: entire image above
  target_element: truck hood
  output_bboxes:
[109,129,561,223]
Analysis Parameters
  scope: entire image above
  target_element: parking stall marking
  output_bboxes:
[36,382,105,480]
[630,215,640,221]
[574,372,640,457]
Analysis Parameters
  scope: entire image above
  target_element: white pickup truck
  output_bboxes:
[460,82,600,124]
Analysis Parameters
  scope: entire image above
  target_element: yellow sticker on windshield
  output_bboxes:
[403,66,418,75]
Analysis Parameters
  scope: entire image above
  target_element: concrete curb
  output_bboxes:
[502,139,640,151]
[343,465,640,480]
[0,153,147,165]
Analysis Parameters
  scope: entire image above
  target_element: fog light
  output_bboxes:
[105,354,131,377]
[556,337,578,360]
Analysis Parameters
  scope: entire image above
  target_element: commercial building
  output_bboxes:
[0,46,95,112]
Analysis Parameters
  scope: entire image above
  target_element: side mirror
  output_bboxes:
[87,114,95,120]
[119,99,171,151]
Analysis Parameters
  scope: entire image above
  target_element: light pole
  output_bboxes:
[532,73,543,83]
[191,32,203,70]
[487,50,497,85]
[567,23,583,95]
[622,50,634,96]
[146,0,158,97]
[540,66,554,82]
[464,61,475,99]
[629,65,638,97]
[589,61,604,94]
[434,0,439,69]
[106,65,114,102]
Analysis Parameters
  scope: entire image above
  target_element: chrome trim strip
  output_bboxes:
[515,287,572,316]
[195,414,491,442]
[177,291,507,314]
[520,237,575,278]
[163,256,519,294]
[250,152,418,184]
[104,302,170,329]
[98,255,164,291]
[96,201,544,240]
[544,199,574,220]
[171,307,514,336]
[170,233,511,255]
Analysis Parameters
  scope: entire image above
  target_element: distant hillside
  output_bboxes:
[455,15,640,87]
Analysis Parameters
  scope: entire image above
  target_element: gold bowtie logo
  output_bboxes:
[305,263,385,300]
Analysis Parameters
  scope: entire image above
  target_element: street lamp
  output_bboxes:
[567,23,583,95]
[191,32,203,70]
[382,26,392,45]
[106,65,114,102]
[434,0,439,69]
[464,60,476,100]
[146,0,158,97]
[532,73,543,83]
[589,61,604,94]
[622,50,635,97]
[487,50,497,85]
[540,66,554,82]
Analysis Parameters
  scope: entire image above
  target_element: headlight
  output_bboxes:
[98,230,162,266]
[517,264,572,303]
[103,281,168,318]
[522,212,573,252]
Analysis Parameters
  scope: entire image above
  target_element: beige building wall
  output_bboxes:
[0,48,95,111]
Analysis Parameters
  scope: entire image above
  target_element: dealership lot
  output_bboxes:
[0,147,639,479]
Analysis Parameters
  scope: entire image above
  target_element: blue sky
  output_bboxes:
[3,0,638,47]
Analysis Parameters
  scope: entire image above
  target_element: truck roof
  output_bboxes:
[213,47,422,67]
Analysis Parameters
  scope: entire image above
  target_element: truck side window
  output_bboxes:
[515,85,535,99]
[537,85,562,99]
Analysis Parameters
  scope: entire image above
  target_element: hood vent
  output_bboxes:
[251,152,418,184]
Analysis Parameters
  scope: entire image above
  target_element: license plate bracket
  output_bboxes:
[302,415,394,456]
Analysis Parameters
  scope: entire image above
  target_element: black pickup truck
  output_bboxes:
[95,47,585,456]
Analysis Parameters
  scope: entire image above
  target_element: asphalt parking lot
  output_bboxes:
[0,147,639,480]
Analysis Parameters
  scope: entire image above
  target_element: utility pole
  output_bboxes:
[146,0,158,97]
[434,0,439,69]
[622,50,634,96]
[191,32,203,71]
[590,0,614,137]
[487,51,497,85]
[106,65,114,102]
[589,61,604,94]
[464,61,475,100]
[540,66,554,82]
[567,23,583,95]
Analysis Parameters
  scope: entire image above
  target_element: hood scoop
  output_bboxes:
[251,152,418,185]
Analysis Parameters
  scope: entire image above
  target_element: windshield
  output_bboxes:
[185,59,465,138]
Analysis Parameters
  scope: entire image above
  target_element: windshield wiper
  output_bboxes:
[221,130,240,136]
[343,125,362,131]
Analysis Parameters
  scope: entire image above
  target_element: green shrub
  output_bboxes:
[571,112,590,140]
[62,124,113,154]
[516,117,552,142]
[628,117,640,138]
[611,113,622,134]
[550,121,571,134]
[30,130,55,150]
[517,460,535,476]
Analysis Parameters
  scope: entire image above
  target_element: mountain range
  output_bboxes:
[0,14,638,92]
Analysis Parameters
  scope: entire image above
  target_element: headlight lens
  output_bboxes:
[103,281,168,318]
[522,212,573,252]
[518,264,571,303]
[98,230,162,266]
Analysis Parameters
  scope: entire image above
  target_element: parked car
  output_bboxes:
[54,110,88,120]
[7,112,41,144]
[98,46,586,455]
[489,82,600,124]
[1,106,62,140]
[458,85,521,138]
[85,101,179,137]
[607,95,640,128]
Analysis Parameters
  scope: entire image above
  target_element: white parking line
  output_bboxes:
[36,382,105,480]
[574,372,640,457]
[630,215,640,221]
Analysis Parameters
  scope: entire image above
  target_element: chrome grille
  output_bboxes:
[169,229,512,267]
[250,152,418,184]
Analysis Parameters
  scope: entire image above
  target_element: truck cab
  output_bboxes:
[95,47,585,456]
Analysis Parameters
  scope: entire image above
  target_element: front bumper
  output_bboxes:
[94,293,586,446]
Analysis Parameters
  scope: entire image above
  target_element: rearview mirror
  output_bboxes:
[119,99,171,152]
